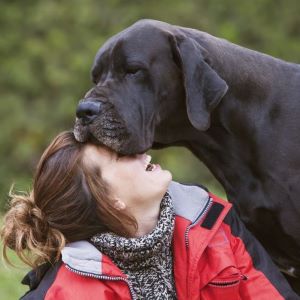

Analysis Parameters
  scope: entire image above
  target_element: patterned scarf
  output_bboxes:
[91,193,177,300]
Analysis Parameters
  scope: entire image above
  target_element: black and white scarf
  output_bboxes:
[91,193,177,300]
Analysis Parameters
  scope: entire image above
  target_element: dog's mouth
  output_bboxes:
[73,103,131,151]
[73,114,152,155]
[73,117,153,155]
[73,101,155,155]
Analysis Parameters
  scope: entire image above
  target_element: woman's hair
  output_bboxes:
[1,131,137,268]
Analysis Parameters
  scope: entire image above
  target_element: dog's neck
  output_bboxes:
[179,27,297,101]
[173,28,300,199]
[156,28,300,201]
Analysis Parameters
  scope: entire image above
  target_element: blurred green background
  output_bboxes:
[1,0,300,298]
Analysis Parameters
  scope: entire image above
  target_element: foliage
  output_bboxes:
[1,0,300,208]
[1,0,300,205]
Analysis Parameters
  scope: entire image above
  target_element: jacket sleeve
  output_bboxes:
[223,207,299,300]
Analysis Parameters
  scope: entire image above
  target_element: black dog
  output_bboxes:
[74,19,300,292]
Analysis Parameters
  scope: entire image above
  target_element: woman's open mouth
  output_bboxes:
[144,155,161,172]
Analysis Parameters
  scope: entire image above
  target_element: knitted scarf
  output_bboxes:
[91,193,177,300]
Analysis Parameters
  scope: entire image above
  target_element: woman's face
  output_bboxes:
[83,145,172,209]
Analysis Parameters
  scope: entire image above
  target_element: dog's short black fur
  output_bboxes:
[74,20,300,292]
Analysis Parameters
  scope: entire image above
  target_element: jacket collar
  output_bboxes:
[168,181,210,223]
[62,240,104,276]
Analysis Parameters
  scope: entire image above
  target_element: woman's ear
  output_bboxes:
[113,199,126,210]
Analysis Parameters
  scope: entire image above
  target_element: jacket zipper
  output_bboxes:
[184,196,213,247]
[209,274,248,287]
[65,264,137,300]
[208,280,240,287]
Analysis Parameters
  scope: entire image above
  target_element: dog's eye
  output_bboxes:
[125,64,145,77]
[126,68,141,75]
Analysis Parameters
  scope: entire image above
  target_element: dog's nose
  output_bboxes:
[76,100,101,125]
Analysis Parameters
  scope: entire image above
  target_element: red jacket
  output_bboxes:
[21,182,298,299]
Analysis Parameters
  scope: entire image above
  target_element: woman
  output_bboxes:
[1,131,298,300]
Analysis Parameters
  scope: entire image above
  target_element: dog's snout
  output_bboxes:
[76,100,101,125]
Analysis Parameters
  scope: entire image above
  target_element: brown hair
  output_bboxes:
[0,131,137,268]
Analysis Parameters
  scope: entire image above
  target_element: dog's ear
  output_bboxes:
[170,35,228,130]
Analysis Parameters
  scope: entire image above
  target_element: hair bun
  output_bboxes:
[1,188,65,267]
[10,191,49,235]
[1,191,43,249]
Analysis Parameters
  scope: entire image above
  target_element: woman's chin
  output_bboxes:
[161,169,172,186]
[145,167,172,190]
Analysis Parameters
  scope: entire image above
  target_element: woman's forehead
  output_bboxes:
[83,144,116,166]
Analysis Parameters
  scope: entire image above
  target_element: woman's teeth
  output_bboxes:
[145,155,151,165]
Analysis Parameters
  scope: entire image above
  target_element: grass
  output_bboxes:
[0,216,29,300]
[0,242,30,299]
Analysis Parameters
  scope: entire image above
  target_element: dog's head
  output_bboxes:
[74,19,228,154]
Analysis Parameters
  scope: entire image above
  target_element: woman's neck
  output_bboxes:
[135,204,161,237]
[130,194,164,237]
